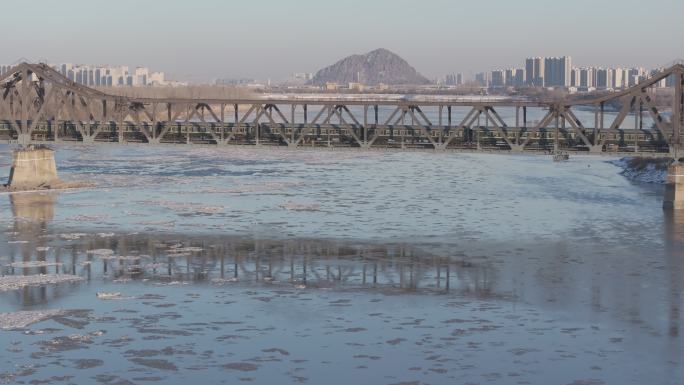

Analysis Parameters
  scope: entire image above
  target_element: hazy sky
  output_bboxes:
[4,0,682,81]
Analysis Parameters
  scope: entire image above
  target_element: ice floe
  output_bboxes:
[0,309,65,329]
[0,274,84,291]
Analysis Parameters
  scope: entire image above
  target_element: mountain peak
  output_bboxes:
[312,49,430,86]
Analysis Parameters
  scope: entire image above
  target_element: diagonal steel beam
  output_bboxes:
[408,108,436,146]
[609,96,635,130]
[639,92,670,144]
[442,107,480,147]
[562,107,593,147]
[520,108,555,148]
[483,108,513,148]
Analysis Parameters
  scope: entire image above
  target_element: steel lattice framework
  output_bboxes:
[1,62,682,155]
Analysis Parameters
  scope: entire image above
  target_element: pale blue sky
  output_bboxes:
[4,0,682,81]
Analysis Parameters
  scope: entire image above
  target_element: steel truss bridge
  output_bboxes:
[0,62,683,155]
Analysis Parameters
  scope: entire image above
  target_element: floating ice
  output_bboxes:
[96,292,123,300]
[0,274,84,292]
[279,201,321,211]
[7,261,62,268]
[87,249,115,256]
[60,233,87,240]
[0,309,65,329]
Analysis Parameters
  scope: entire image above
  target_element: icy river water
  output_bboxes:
[0,144,682,385]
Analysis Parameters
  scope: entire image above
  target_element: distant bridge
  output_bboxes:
[0,62,682,156]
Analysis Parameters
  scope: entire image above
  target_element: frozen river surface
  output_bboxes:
[0,144,681,385]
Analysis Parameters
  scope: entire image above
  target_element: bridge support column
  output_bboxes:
[509,144,524,153]
[664,162,684,210]
[82,136,95,144]
[17,133,31,146]
[5,146,59,190]
[588,145,602,154]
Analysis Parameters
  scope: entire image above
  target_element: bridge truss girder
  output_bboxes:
[0,62,682,155]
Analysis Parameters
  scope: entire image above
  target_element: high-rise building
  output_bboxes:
[490,70,505,88]
[504,68,525,87]
[504,69,514,87]
[611,68,624,89]
[525,57,544,86]
[595,68,614,89]
[513,69,525,87]
[570,68,580,87]
[627,67,645,87]
[134,67,150,86]
[579,67,594,88]
[149,72,166,85]
[475,72,489,87]
[543,56,572,87]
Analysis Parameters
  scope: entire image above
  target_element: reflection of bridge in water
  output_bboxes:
[2,193,496,300]
[3,231,496,302]
[1,62,682,155]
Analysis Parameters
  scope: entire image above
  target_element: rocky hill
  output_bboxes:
[311,48,430,86]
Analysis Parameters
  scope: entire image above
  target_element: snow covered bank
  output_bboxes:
[610,157,672,184]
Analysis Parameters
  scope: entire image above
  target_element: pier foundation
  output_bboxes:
[6,146,59,190]
[664,162,684,210]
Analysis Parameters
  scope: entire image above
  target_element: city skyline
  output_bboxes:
[1,0,681,81]
[2,56,673,91]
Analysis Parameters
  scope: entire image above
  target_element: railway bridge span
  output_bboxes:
[0,62,681,157]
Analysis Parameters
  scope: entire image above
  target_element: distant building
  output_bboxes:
[149,72,166,86]
[348,82,365,91]
[543,56,572,87]
[595,68,612,89]
[525,57,545,86]
[579,67,594,88]
[627,67,646,87]
[292,72,313,81]
[23,63,167,87]
[444,73,466,86]
[570,68,580,87]
[474,72,489,87]
[611,68,624,89]
[215,78,256,86]
[490,70,505,88]
[504,68,525,87]
[134,67,149,86]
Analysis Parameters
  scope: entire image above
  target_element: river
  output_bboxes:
[0,144,681,385]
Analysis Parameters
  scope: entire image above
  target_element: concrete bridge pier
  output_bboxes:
[509,144,524,153]
[664,161,684,210]
[588,145,603,154]
[16,134,31,146]
[81,136,96,144]
[5,146,59,190]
